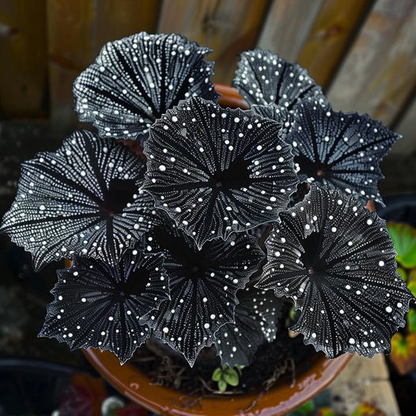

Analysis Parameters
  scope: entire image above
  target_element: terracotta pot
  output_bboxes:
[84,348,351,416]
[82,84,353,415]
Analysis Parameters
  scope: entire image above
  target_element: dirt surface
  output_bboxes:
[131,304,316,398]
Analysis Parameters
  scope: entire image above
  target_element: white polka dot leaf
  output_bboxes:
[251,103,291,136]
[251,97,326,143]
[140,213,264,366]
[257,185,415,358]
[0,131,155,270]
[285,100,401,206]
[39,250,169,364]
[141,96,299,249]
[73,32,219,144]
[233,49,326,111]
[214,286,283,367]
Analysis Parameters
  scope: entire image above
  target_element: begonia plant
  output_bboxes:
[1,32,414,370]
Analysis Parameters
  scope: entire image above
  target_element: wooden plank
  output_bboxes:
[327,0,416,126]
[391,94,416,154]
[0,0,47,117]
[257,0,323,63]
[297,0,372,88]
[333,353,390,383]
[94,0,161,56]
[329,355,401,416]
[332,379,400,415]
[47,0,95,126]
[158,0,269,84]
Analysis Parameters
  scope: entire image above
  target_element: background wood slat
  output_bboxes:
[257,0,323,63]
[94,0,161,56]
[327,0,416,126]
[297,0,372,88]
[391,94,416,154]
[2,0,415,137]
[158,0,269,84]
[0,0,47,117]
[47,0,95,126]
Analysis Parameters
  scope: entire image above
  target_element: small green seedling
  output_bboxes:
[212,365,243,392]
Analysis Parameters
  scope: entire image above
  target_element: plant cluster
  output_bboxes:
[387,222,416,374]
[1,32,414,370]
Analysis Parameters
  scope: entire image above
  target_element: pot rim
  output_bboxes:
[83,348,352,416]
[82,83,353,415]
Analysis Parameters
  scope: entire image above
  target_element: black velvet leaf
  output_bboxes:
[39,250,169,364]
[73,32,219,144]
[251,104,289,126]
[142,97,299,249]
[251,97,327,141]
[233,49,326,111]
[286,100,401,206]
[0,131,155,269]
[140,213,264,366]
[257,185,415,358]
[214,286,283,367]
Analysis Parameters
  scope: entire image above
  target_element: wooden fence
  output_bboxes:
[0,0,415,154]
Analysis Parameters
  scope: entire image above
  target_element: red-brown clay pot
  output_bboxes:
[82,84,354,415]
[84,348,351,416]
